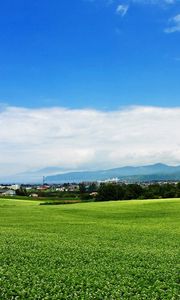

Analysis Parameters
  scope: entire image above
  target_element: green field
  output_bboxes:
[0,198,179,300]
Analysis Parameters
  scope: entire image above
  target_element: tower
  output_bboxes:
[43,176,46,185]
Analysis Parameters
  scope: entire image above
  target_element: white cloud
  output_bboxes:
[116,4,129,16]
[0,105,180,176]
[164,14,180,33]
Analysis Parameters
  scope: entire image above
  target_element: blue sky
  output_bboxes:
[0,0,180,178]
[0,0,180,110]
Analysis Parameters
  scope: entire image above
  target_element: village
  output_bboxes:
[0,178,180,199]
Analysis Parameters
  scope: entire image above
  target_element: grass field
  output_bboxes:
[0,198,179,300]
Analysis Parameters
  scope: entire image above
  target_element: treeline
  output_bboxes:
[15,182,180,202]
[16,188,80,199]
[96,183,180,201]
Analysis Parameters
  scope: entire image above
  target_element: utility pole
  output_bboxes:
[43,176,46,186]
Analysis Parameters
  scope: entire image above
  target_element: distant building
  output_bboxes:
[10,184,20,190]
[90,192,98,197]
[55,187,67,192]
[29,193,39,198]
[37,185,50,190]
[25,187,33,191]
[98,177,120,184]
[0,190,16,196]
[68,184,79,192]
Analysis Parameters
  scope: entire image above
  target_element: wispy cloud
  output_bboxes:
[164,0,175,4]
[116,4,129,16]
[86,0,176,6]
[86,0,177,22]
[164,14,180,33]
[0,105,180,176]
[132,0,175,4]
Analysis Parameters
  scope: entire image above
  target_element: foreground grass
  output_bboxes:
[0,198,179,300]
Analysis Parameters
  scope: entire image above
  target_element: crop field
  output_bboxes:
[0,198,179,300]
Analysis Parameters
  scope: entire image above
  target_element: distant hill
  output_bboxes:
[46,163,180,183]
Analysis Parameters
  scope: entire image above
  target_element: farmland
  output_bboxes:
[0,198,179,300]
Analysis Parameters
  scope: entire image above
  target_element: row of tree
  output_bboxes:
[96,183,180,201]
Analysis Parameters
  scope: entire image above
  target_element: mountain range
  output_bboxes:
[1,163,180,184]
[45,163,180,183]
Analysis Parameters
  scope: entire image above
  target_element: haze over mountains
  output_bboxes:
[0,167,65,184]
[46,163,180,183]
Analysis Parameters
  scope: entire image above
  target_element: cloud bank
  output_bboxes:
[0,105,180,176]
